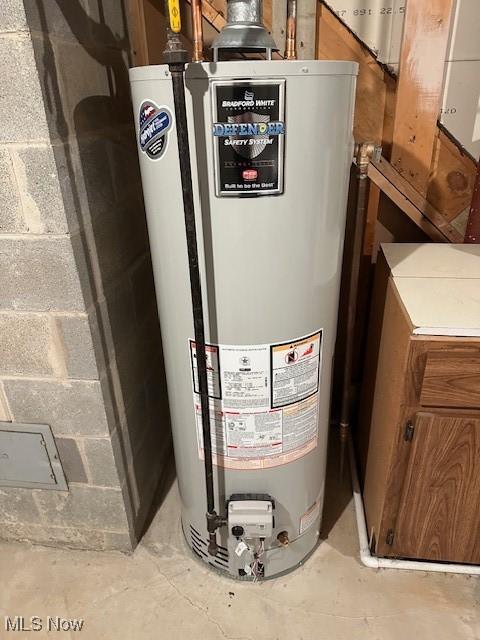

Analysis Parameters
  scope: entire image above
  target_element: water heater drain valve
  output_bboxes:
[228,498,274,540]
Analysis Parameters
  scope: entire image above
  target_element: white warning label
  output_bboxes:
[283,395,319,452]
[220,345,270,411]
[190,341,221,399]
[191,330,323,470]
[299,487,324,535]
[271,332,322,408]
[195,400,226,456]
[225,410,283,457]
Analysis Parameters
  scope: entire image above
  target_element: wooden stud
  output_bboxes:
[270,0,287,56]
[296,0,317,60]
[263,0,273,33]
[390,0,455,195]
[363,182,381,256]
[125,0,149,66]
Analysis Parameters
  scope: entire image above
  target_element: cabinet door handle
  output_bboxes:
[404,421,415,442]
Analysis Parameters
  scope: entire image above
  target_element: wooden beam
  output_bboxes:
[363,182,381,256]
[263,0,273,33]
[428,128,477,221]
[297,0,318,60]
[368,164,447,242]
[367,160,458,243]
[126,0,149,66]
[372,155,464,242]
[196,0,226,31]
[390,0,455,195]
[270,0,287,55]
[317,3,394,145]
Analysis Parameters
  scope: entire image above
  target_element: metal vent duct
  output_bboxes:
[211,0,278,60]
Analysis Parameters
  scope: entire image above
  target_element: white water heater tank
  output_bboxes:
[130,60,357,579]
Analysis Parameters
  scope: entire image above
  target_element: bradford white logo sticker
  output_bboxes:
[213,80,285,196]
[139,100,173,161]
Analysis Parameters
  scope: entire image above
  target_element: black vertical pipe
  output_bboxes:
[169,66,218,551]
[163,2,220,555]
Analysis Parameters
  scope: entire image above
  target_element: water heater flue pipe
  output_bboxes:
[211,0,278,60]
[163,1,225,556]
[227,0,263,23]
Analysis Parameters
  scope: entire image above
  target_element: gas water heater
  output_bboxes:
[130,0,357,580]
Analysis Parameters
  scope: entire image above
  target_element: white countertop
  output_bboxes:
[381,244,480,337]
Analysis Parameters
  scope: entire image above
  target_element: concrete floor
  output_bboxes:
[1,459,479,640]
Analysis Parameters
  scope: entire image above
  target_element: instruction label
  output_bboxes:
[190,330,323,470]
[220,345,271,410]
[271,332,322,408]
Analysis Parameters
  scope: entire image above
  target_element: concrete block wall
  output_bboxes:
[0,0,171,551]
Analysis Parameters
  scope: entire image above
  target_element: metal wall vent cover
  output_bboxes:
[0,422,68,491]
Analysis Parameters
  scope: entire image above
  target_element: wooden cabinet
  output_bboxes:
[393,412,480,563]
[358,243,480,564]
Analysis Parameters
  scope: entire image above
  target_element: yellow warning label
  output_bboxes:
[167,0,181,33]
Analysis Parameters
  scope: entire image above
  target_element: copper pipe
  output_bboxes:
[284,0,297,60]
[465,157,480,243]
[191,0,204,62]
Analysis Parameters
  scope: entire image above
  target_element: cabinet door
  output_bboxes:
[392,412,480,564]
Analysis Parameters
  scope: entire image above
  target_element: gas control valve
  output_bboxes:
[228,497,274,540]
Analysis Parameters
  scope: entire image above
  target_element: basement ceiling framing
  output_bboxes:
[126,0,477,243]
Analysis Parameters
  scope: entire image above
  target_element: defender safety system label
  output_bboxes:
[211,79,286,197]
[138,100,173,161]
[190,331,323,470]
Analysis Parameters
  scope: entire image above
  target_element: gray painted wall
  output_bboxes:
[0,0,172,551]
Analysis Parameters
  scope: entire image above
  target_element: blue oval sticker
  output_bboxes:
[139,100,173,161]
